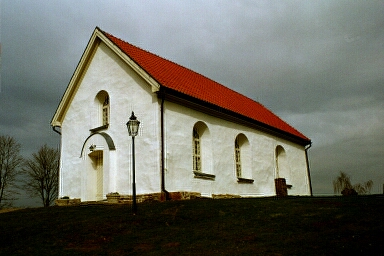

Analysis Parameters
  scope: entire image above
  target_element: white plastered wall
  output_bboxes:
[59,41,161,200]
[163,101,311,197]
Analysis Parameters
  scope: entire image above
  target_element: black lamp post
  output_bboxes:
[126,111,140,214]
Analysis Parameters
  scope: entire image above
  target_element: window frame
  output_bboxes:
[193,127,201,172]
[102,95,110,126]
[91,91,110,132]
[235,137,242,178]
[235,134,254,184]
[192,123,215,180]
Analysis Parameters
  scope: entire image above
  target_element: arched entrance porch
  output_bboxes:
[80,132,116,201]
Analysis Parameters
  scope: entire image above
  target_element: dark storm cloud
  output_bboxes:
[1,0,383,201]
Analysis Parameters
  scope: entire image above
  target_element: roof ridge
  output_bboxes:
[100,29,187,71]
[100,29,270,110]
[100,30,247,95]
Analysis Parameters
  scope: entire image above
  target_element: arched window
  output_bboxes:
[193,127,201,172]
[192,122,215,180]
[235,137,241,178]
[94,91,110,129]
[235,134,253,183]
[102,95,109,126]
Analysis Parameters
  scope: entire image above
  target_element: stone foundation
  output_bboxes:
[118,193,163,204]
[55,192,208,206]
[168,191,202,200]
[55,198,81,206]
[212,194,241,199]
[106,193,121,203]
[110,191,202,204]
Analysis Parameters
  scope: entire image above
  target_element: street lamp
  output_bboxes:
[126,111,140,214]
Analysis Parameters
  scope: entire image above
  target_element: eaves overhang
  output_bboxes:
[158,88,311,147]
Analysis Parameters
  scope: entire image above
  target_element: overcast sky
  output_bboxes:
[1,1,383,205]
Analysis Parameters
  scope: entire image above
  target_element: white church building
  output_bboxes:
[51,27,312,202]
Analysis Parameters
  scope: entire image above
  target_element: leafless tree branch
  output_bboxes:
[0,135,23,208]
[333,171,373,195]
[23,144,59,207]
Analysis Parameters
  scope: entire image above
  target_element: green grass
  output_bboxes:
[1,196,383,255]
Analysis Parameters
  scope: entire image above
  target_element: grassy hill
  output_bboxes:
[0,196,383,255]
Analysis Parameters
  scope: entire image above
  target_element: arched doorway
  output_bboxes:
[88,150,103,201]
[275,145,289,197]
[80,132,116,201]
[276,145,289,178]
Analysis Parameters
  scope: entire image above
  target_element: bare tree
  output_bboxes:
[0,135,23,208]
[353,180,374,195]
[333,171,353,194]
[364,180,374,194]
[23,145,59,207]
[333,171,373,196]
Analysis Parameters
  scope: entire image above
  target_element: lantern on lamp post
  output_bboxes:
[126,111,140,214]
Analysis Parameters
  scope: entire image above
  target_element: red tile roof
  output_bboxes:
[101,29,310,143]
